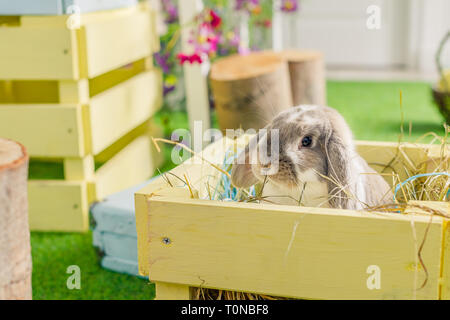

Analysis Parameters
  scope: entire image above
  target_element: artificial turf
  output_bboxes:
[327,81,445,142]
[30,80,446,300]
[31,232,155,300]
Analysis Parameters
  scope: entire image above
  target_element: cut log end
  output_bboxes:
[281,49,323,62]
[0,138,25,168]
[210,51,286,81]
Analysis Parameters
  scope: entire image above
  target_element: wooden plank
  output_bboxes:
[28,180,89,232]
[136,186,198,277]
[88,58,150,97]
[95,135,154,200]
[93,119,163,172]
[82,6,154,78]
[0,60,150,103]
[406,201,449,216]
[136,192,152,277]
[0,3,155,80]
[146,197,443,300]
[0,57,152,103]
[0,80,59,103]
[0,27,77,80]
[426,144,449,173]
[94,120,151,164]
[58,79,90,103]
[406,201,448,299]
[149,7,161,53]
[155,282,191,300]
[440,212,450,300]
[135,137,237,277]
[356,140,430,185]
[64,155,95,180]
[0,104,87,158]
[89,70,161,155]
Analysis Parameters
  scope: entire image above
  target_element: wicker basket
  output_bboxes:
[433,31,450,124]
[432,87,450,124]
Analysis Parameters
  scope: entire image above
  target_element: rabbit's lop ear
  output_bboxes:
[231,136,259,188]
[325,133,352,209]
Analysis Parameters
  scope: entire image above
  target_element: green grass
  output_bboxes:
[327,81,445,142]
[30,80,446,300]
[31,232,155,300]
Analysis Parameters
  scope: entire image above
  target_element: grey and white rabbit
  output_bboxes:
[231,105,393,210]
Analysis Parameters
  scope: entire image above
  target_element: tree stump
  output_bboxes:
[281,50,326,106]
[0,138,31,300]
[210,51,293,131]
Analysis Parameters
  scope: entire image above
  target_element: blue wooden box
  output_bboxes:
[0,0,138,15]
[91,179,153,277]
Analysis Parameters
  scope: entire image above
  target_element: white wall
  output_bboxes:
[273,0,450,74]
[408,0,450,73]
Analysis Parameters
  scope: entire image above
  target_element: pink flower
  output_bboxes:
[176,53,190,65]
[177,53,203,65]
[190,23,220,56]
[189,53,203,64]
[209,9,222,29]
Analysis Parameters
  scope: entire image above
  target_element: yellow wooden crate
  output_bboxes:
[0,65,162,158]
[0,3,159,80]
[29,122,163,232]
[135,137,449,300]
[0,2,162,232]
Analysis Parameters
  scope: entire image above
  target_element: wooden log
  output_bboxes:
[281,50,326,106]
[210,51,293,131]
[0,138,32,300]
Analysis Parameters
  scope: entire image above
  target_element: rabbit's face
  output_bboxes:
[232,104,355,209]
[251,105,330,188]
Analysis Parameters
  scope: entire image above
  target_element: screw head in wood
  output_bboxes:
[162,237,171,245]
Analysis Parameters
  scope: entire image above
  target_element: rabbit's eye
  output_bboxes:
[300,136,313,148]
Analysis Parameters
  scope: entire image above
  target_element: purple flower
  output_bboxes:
[218,47,230,56]
[280,0,299,12]
[161,0,178,23]
[154,52,171,74]
[163,84,175,96]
